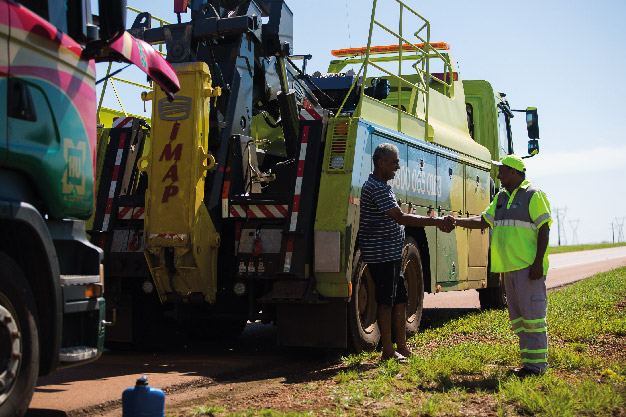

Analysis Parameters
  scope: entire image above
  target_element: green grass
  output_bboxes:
[174,267,626,417]
[548,267,626,342]
[548,242,626,255]
[499,374,626,417]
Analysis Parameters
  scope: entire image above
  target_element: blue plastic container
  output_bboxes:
[122,375,165,417]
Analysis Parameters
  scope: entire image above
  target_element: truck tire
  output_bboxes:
[0,252,39,417]
[478,273,507,310]
[402,237,424,339]
[348,249,380,352]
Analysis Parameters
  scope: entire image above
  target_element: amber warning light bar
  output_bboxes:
[331,42,450,58]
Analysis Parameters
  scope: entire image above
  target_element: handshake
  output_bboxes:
[434,215,456,233]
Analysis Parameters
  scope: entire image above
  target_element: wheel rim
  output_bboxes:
[0,293,22,405]
[357,265,377,334]
[404,258,422,325]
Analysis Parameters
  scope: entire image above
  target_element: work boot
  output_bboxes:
[511,367,544,378]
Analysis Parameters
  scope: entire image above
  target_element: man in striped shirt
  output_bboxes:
[360,143,454,362]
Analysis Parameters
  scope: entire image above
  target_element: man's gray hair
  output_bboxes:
[373,143,399,166]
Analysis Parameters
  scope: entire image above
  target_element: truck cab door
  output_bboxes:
[0,0,8,163]
[436,155,467,283]
[465,164,489,281]
[5,1,94,219]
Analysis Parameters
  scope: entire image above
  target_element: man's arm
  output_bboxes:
[529,223,550,280]
[452,215,491,230]
[385,207,454,232]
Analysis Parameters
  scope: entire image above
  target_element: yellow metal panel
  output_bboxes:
[314,118,359,297]
[142,62,220,303]
[465,164,489,268]
[358,96,429,141]
[465,164,490,215]
[468,228,489,267]
[468,266,488,282]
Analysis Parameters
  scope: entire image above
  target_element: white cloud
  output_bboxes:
[524,145,626,177]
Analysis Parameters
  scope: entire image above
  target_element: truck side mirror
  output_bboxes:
[98,0,127,43]
[526,107,539,139]
[528,139,539,156]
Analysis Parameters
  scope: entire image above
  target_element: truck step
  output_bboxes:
[59,346,99,362]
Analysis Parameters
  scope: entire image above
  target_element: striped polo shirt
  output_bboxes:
[359,173,405,263]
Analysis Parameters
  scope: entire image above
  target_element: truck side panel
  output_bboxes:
[315,108,491,297]
[4,2,96,220]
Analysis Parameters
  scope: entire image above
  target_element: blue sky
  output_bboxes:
[97,0,626,245]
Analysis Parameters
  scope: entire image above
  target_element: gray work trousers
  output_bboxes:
[504,266,549,372]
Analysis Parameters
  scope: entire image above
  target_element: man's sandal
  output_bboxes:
[380,352,408,364]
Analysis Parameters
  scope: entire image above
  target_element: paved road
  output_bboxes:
[27,322,289,416]
[27,246,626,416]
[424,246,626,309]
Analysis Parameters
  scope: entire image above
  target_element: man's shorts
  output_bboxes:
[367,259,408,307]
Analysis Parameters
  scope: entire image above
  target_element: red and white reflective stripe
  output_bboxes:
[289,126,309,232]
[229,204,288,218]
[112,117,134,128]
[149,233,187,242]
[117,206,145,220]
[283,235,294,273]
[222,180,231,218]
[102,133,127,231]
[299,108,323,121]
[283,126,310,272]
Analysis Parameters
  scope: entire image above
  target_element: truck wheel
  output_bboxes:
[348,249,380,352]
[402,237,424,339]
[478,273,507,310]
[0,252,39,417]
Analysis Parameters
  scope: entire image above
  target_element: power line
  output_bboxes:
[569,219,580,245]
[553,207,567,246]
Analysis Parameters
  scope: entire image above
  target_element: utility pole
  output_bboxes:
[616,217,625,243]
[553,207,567,246]
[569,219,580,245]
[612,222,615,244]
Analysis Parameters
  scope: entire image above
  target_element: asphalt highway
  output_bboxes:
[424,246,626,309]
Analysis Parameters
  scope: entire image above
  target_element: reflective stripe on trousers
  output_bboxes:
[504,266,549,371]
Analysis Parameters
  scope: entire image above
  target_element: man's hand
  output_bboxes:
[437,216,455,233]
[444,215,456,226]
[529,260,543,280]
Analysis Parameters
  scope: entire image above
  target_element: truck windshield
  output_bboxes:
[497,106,511,158]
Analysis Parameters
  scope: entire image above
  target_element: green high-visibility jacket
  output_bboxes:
[482,180,552,274]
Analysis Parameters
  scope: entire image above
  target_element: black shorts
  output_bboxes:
[367,259,408,307]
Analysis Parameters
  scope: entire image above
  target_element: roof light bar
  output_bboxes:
[331,42,450,58]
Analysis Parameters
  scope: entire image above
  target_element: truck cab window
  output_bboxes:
[16,0,48,20]
[16,0,69,33]
[17,0,70,36]
[466,103,475,140]
[497,106,511,158]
